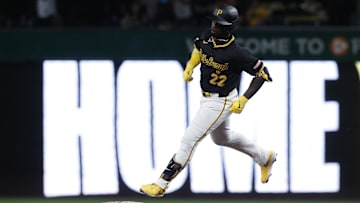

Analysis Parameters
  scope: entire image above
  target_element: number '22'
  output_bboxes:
[209,73,227,87]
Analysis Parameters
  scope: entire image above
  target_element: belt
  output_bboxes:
[202,91,228,98]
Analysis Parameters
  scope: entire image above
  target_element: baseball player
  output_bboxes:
[140,4,276,198]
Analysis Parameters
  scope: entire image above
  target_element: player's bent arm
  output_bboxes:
[183,46,201,82]
[243,77,265,99]
[187,46,201,69]
[229,77,265,114]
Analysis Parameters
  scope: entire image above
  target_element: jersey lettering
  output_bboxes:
[199,49,229,72]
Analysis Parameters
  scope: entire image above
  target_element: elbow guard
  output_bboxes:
[255,65,272,82]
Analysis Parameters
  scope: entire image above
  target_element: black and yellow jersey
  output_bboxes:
[194,29,263,96]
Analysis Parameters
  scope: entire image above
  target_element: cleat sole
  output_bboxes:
[139,188,164,198]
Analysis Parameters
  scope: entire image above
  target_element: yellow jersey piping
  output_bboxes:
[212,36,235,48]
[183,96,228,166]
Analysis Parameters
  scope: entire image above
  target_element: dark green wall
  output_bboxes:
[0,27,359,61]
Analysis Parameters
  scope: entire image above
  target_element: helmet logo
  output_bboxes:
[216,9,223,16]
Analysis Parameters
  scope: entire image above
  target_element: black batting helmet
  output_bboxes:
[208,4,240,30]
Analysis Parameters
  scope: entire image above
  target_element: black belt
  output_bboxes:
[202,92,228,97]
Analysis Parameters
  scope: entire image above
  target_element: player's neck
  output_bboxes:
[212,33,232,43]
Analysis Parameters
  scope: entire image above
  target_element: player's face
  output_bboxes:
[211,21,229,39]
[211,21,221,35]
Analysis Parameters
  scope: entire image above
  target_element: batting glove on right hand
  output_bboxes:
[183,68,194,82]
[230,95,248,114]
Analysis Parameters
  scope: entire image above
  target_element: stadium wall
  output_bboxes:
[0,28,359,199]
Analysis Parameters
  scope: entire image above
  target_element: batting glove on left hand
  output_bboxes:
[230,95,248,114]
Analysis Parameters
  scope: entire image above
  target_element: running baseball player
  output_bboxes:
[140,4,277,198]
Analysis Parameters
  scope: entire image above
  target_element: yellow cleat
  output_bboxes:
[261,150,277,183]
[140,183,165,198]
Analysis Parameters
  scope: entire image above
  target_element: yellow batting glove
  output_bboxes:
[183,67,194,82]
[230,95,248,114]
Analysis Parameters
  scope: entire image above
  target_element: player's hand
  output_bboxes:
[256,66,272,82]
[230,95,248,114]
[183,68,194,82]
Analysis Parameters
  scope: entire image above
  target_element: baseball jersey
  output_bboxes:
[194,29,262,96]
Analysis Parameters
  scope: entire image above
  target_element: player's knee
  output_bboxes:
[211,135,227,146]
[211,132,233,146]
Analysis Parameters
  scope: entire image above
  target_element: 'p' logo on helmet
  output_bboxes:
[216,9,223,16]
